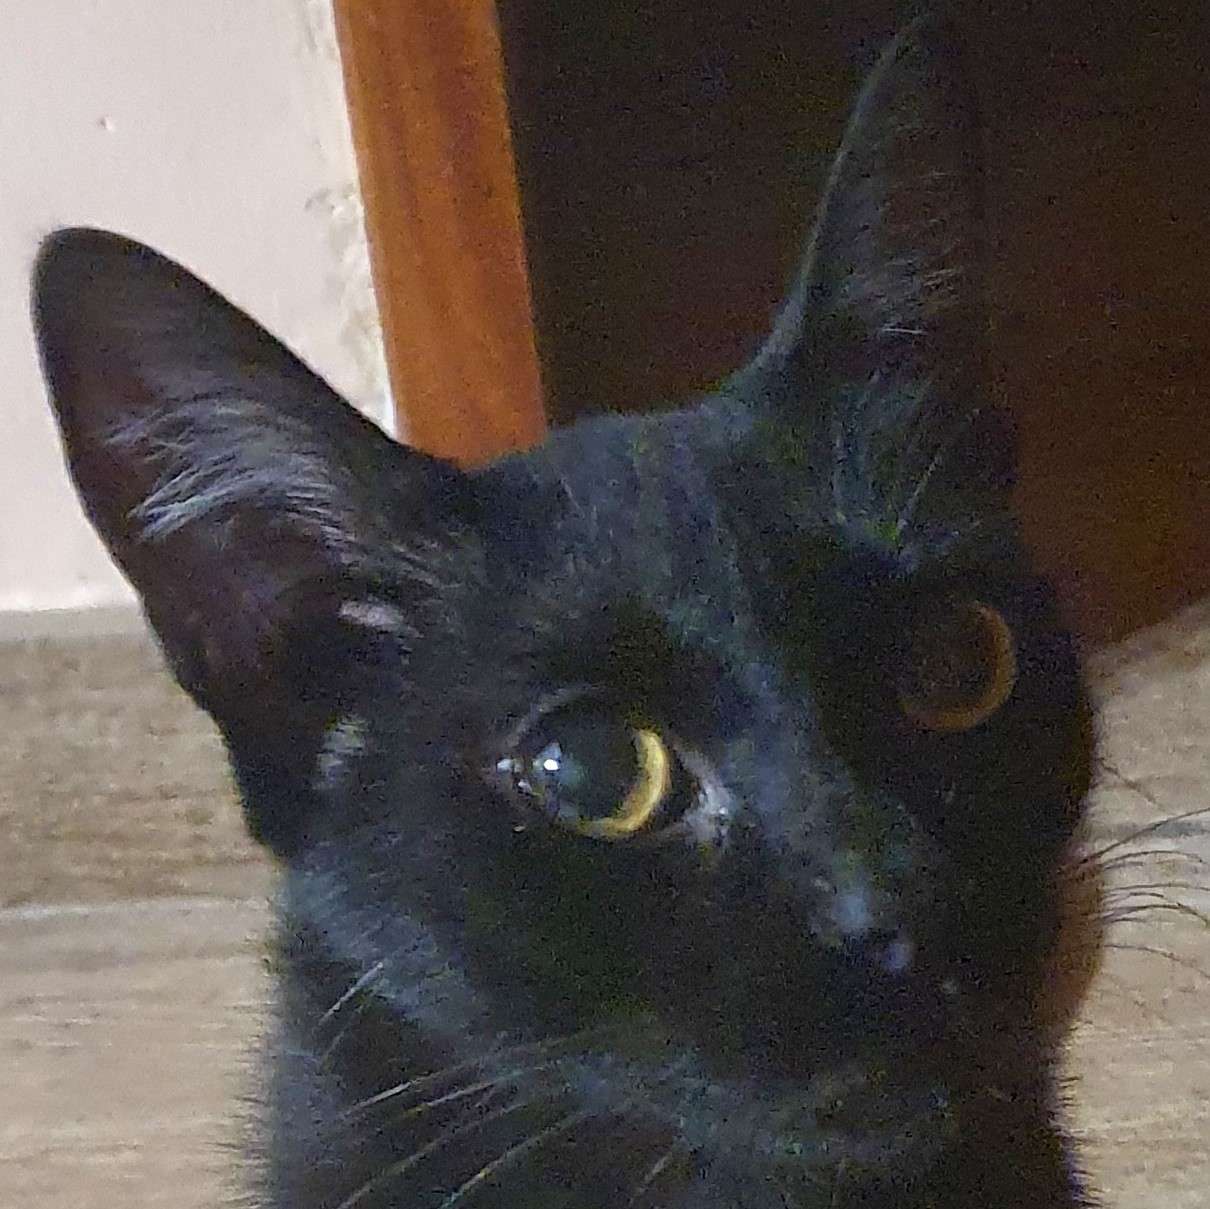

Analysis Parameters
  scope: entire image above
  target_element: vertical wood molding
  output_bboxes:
[334,0,546,464]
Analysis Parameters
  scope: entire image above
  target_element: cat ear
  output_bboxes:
[733,17,1011,542]
[34,228,462,723]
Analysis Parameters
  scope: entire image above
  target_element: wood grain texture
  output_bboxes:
[0,898,267,1209]
[334,0,546,464]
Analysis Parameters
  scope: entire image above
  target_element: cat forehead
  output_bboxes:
[469,394,929,607]
[475,403,755,596]
[460,395,1024,681]
[455,410,775,726]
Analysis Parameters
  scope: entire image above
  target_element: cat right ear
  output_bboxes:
[759,16,983,392]
[732,18,1010,542]
[33,228,463,773]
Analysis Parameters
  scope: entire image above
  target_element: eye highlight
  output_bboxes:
[495,706,683,841]
[897,600,1018,733]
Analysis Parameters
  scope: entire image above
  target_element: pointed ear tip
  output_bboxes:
[897,11,961,52]
[838,16,972,148]
[869,13,966,87]
[34,227,159,306]
[31,230,103,388]
[32,228,207,434]
[34,228,138,350]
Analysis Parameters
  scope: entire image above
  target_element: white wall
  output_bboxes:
[0,0,389,614]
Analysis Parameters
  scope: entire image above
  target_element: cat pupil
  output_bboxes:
[521,716,641,823]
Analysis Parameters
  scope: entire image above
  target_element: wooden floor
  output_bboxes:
[1,610,1207,1207]
[0,623,268,1208]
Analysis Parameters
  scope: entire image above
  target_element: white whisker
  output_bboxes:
[436,1104,606,1209]
[340,1023,615,1119]
[319,960,385,1030]
[628,1143,680,1207]
[334,1095,541,1209]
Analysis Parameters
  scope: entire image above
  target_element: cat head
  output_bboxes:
[34,16,1097,1208]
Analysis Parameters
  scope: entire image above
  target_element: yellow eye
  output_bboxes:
[576,728,672,839]
[898,600,1017,733]
[501,712,679,841]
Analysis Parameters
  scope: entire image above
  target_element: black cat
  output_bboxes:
[34,16,1098,1208]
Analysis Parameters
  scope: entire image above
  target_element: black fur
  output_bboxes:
[34,18,1095,1208]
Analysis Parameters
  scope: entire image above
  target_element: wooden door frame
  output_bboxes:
[334,0,546,464]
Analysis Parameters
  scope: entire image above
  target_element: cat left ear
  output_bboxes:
[33,228,464,727]
[733,17,1011,537]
